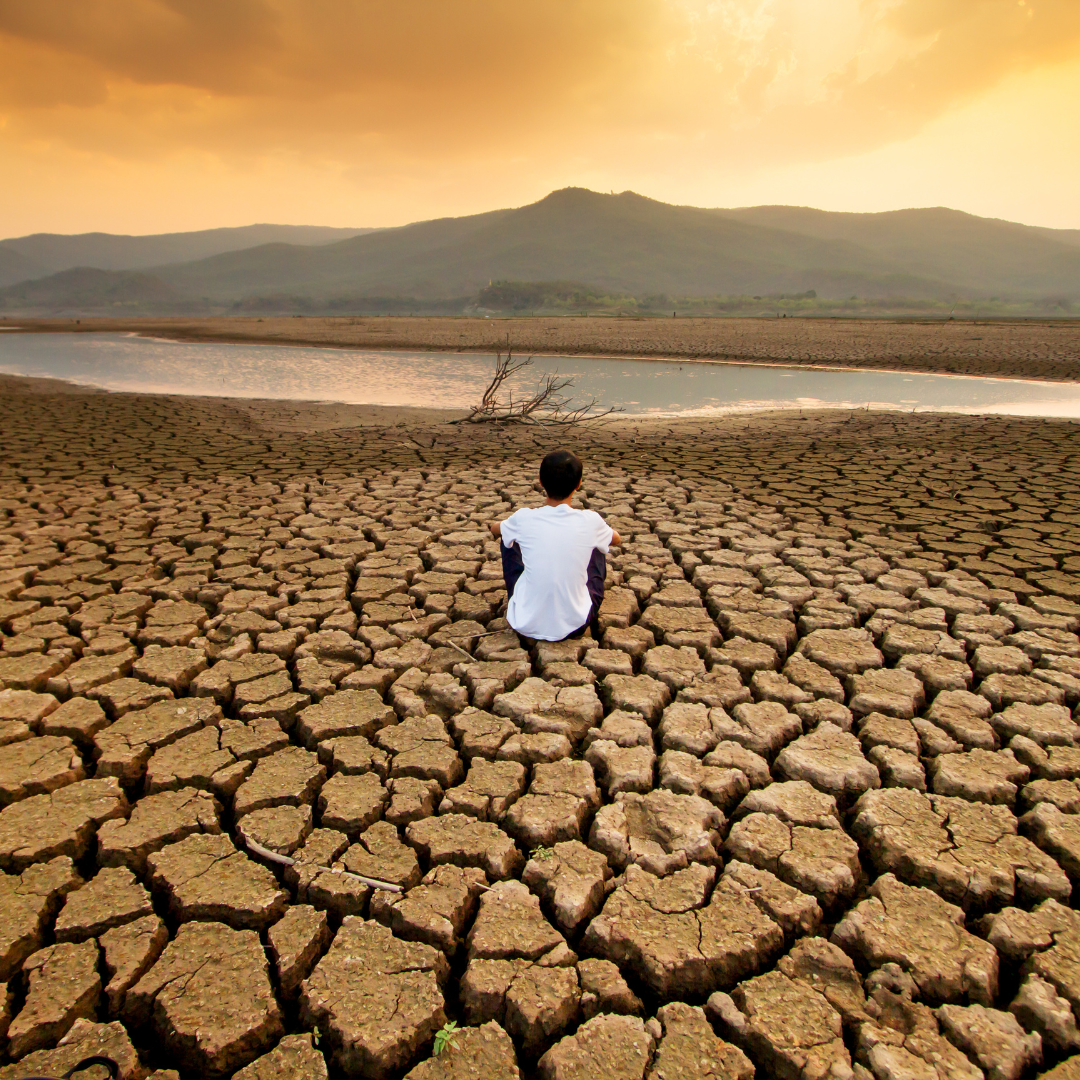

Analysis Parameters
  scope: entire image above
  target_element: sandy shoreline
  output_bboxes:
[5,314,1080,383]
[8,369,1031,439]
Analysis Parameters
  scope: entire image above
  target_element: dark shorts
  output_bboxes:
[500,540,606,641]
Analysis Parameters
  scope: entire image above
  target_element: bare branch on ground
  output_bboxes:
[450,349,621,426]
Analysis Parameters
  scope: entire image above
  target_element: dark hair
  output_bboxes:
[539,449,583,499]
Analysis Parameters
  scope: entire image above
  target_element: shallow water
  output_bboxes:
[1,331,1079,418]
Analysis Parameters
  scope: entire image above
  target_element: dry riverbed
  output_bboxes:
[1,374,1080,1079]
[8,314,1080,382]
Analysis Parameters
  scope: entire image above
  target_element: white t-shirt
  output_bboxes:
[501,504,614,641]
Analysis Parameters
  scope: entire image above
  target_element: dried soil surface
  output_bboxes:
[1,371,1080,1078]
[12,316,1080,383]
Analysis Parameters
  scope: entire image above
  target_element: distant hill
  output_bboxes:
[0,224,374,276]
[152,190,952,303]
[0,267,185,313]
[0,246,44,289]
[1,190,1078,315]
[1030,226,1080,249]
[714,205,1080,296]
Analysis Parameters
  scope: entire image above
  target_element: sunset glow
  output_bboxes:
[2,0,1079,234]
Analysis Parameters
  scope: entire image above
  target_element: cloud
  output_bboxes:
[0,1,661,148]
[2,0,1078,157]
[1,0,1079,233]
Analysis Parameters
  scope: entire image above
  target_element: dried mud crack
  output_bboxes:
[1,373,1080,1079]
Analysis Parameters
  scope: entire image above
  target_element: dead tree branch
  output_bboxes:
[451,350,621,426]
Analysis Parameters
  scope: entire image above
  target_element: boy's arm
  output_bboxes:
[489,520,503,539]
[610,529,622,547]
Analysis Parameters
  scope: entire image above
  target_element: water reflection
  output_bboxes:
[0,332,1078,418]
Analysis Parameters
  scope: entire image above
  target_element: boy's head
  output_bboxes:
[539,449,583,500]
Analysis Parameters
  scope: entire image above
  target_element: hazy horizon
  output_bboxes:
[3,192,1079,244]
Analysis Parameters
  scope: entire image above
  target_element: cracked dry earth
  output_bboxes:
[2,379,1080,1080]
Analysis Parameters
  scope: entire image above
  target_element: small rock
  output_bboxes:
[54,866,152,942]
[504,759,600,847]
[7,940,101,1059]
[146,832,288,930]
[578,958,642,1020]
[268,905,331,996]
[403,1021,521,1079]
[537,1014,655,1080]
[589,789,723,875]
[0,856,82,981]
[774,723,880,806]
[0,777,128,872]
[0,735,84,807]
[648,1001,753,1080]
[407,814,524,879]
[0,1020,142,1080]
[937,1003,1042,1080]
[582,864,783,997]
[832,873,998,1004]
[300,917,447,1080]
[233,746,326,818]
[1010,974,1080,1054]
[522,840,613,934]
[98,787,221,873]
[125,920,283,1076]
[370,863,487,955]
[99,914,168,1017]
[233,1033,328,1080]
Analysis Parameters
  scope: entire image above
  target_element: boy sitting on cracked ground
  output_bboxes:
[489,449,621,643]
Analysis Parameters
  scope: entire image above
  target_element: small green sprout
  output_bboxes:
[532,845,554,861]
[433,1020,460,1056]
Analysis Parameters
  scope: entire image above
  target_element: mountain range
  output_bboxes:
[1,189,1078,315]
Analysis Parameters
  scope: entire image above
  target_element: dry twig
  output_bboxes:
[451,349,620,426]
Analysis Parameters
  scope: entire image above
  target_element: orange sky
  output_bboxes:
[2,0,1079,236]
